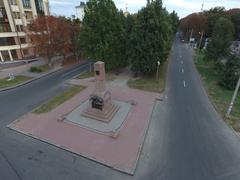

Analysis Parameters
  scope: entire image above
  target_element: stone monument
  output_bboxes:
[82,61,119,122]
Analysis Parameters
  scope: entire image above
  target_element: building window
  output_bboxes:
[16,25,24,32]
[25,11,33,19]
[0,37,16,46]
[12,12,20,19]
[2,51,10,61]
[22,0,31,8]
[10,0,17,5]
[0,8,4,18]
[35,0,44,15]
[20,37,26,44]
[11,50,18,59]
[0,7,7,19]
[0,23,11,32]
[23,49,29,56]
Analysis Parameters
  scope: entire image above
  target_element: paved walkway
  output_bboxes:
[108,67,132,88]
[8,78,159,175]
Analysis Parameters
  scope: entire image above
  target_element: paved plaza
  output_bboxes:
[8,78,159,174]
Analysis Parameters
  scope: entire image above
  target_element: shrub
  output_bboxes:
[30,66,43,73]
[218,55,240,90]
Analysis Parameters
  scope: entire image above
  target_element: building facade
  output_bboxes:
[75,1,85,22]
[0,0,49,62]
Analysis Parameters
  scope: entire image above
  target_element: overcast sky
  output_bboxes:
[49,0,240,18]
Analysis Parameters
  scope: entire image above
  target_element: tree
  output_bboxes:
[218,55,240,90]
[66,17,81,61]
[179,13,207,41]
[204,7,226,37]
[206,17,235,60]
[79,0,127,70]
[120,13,137,69]
[170,10,179,33]
[231,12,240,40]
[129,0,173,75]
[27,16,74,67]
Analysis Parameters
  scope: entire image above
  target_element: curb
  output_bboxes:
[230,125,240,139]
[132,99,158,176]
[0,68,63,92]
[0,61,89,92]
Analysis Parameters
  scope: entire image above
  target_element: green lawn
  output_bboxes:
[127,61,168,93]
[0,76,32,89]
[76,71,94,79]
[33,85,86,114]
[195,51,240,132]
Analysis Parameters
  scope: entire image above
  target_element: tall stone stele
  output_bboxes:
[82,61,119,122]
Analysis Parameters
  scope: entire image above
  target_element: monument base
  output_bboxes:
[82,103,120,123]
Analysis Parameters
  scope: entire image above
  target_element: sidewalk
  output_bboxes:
[108,67,133,88]
[0,59,44,79]
[0,65,63,92]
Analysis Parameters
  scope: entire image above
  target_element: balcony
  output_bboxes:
[0,43,29,51]
[15,19,23,25]
[0,32,26,38]
[11,5,20,12]
[26,19,33,24]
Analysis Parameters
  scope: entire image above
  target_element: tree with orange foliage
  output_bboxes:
[180,13,207,41]
[27,16,77,67]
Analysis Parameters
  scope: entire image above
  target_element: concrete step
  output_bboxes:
[83,104,120,123]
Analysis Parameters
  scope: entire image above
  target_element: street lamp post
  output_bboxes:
[156,61,160,80]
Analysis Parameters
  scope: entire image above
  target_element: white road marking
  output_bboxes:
[60,63,90,78]
[182,68,184,73]
[181,60,183,64]
[183,81,186,87]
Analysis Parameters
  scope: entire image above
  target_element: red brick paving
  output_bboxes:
[9,79,159,174]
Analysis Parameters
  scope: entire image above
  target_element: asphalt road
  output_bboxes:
[1,38,240,180]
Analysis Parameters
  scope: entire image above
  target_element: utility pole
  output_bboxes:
[226,76,240,117]
[189,29,193,42]
[199,31,204,49]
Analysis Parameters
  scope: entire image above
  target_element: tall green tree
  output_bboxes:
[204,7,226,37]
[206,17,234,60]
[125,14,137,66]
[231,12,240,39]
[170,10,179,33]
[129,0,173,75]
[79,0,127,70]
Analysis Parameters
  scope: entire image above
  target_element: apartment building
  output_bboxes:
[75,2,85,22]
[0,0,49,62]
